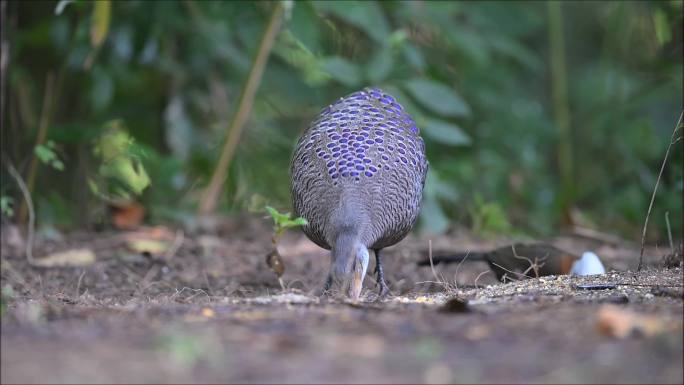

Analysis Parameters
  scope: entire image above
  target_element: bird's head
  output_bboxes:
[331,240,369,301]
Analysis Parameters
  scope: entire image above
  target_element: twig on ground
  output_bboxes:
[75,269,86,297]
[452,250,472,289]
[665,211,673,253]
[474,270,491,290]
[164,229,185,260]
[427,239,439,283]
[638,112,683,271]
[490,261,535,280]
[511,244,547,278]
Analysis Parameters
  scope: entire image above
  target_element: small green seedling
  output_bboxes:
[264,206,308,290]
[35,140,65,171]
[0,196,14,217]
[265,205,308,241]
[89,120,150,205]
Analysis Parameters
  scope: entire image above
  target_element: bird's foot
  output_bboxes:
[376,280,390,298]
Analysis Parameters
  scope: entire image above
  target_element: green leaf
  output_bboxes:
[403,78,471,118]
[90,0,111,49]
[1,196,14,217]
[366,45,393,84]
[652,8,671,46]
[322,56,361,87]
[421,118,471,146]
[314,1,390,43]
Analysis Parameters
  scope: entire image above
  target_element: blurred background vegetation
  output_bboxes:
[1,0,682,242]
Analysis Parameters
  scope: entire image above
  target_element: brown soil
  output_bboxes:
[1,215,682,384]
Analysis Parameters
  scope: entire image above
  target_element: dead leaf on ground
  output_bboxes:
[34,248,96,267]
[596,305,667,338]
[126,239,170,255]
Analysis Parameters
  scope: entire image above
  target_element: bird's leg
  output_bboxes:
[374,249,390,297]
[317,274,332,296]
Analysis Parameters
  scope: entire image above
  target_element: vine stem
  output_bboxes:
[198,2,285,215]
[637,111,683,271]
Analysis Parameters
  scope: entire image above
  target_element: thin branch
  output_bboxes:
[490,261,534,280]
[638,112,683,271]
[6,161,36,265]
[198,2,285,215]
[665,211,673,253]
[18,72,55,226]
[427,239,439,283]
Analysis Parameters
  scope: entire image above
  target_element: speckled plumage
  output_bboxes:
[290,87,428,257]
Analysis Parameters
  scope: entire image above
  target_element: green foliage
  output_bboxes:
[265,206,308,239]
[1,196,15,218]
[2,1,681,241]
[0,285,15,316]
[470,194,513,237]
[34,141,64,171]
[90,120,150,204]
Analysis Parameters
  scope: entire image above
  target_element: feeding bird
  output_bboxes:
[290,87,428,300]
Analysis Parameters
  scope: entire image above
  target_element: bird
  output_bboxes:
[290,87,428,300]
[417,242,588,282]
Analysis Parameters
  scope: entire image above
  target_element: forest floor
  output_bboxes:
[1,214,682,384]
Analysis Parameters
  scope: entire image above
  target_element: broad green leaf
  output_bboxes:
[314,1,390,43]
[322,56,361,87]
[403,79,471,118]
[422,118,471,146]
[90,0,111,49]
[652,8,671,46]
[366,45,393,84]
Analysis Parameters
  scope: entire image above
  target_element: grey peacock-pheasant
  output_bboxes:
[290,87,428,300]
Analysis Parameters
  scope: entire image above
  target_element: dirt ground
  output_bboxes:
[1,215,682,384]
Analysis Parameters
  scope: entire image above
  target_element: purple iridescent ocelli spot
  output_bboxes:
[398,148,406,155]
[331,135,340,141]
[365,140,374,145]
[363,158,371,163]
[350,171,359,177]
[327,161,334,167]
[323,154,330,159]
[375,138,383,144]
[369,166,377,172]
[331,173,339,179]
[365,171,373,177]
[355,165,364,171]
[401,157,408,164]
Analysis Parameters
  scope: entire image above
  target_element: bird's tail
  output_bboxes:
[416,251,488,266]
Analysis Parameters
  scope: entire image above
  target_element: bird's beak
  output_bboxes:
[349,263,364,301]
[349,268,363,301]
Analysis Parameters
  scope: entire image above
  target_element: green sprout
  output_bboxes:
[0,196,14,217]
[89,120,150,205]
[264,206,308,290]
[265,205,308,241]
[35,140,65,171]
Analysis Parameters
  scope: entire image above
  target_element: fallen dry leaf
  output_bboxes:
[126,239,169,255]
[34,248,96,267]
[110,202,145,230]
[596,305,666,338]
